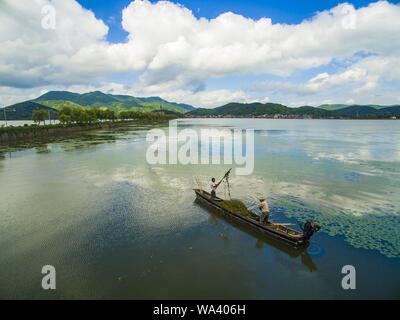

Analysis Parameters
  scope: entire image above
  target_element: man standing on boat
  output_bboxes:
[259,196,270,224]
[210,177,223,199]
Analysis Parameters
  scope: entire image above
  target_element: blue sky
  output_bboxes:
[1,0,400,108]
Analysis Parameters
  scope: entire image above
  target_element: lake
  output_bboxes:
[0,119,399,299]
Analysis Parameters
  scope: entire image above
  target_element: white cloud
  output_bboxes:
[157,89,249,108]
[0,86,44,106]
[257,97,271,104]
[289,101,307,107]
[116,0,400,87]
[248,54,400,106]
[1,0,400,107]
[0,0,109,88]
[347,98,356,104]
[306,68,368,92]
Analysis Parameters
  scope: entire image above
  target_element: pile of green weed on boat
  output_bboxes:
[219,200,253,218]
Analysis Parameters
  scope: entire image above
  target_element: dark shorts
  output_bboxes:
[260,212,269,223]
[211,190,216,198]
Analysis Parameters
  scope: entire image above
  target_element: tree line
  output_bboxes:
[57,107,116,124]
[32,107,177,125]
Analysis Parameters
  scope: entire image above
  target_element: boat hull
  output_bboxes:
[194,189,309,248]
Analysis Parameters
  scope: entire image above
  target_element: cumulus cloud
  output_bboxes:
[1,0,400,107]
[121,1,400,77]
[347,98,356,104]
[0,0,109,88]
[0,87,42,106]
[247,50,400,105]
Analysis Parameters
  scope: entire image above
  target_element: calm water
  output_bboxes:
[0,119,399,299]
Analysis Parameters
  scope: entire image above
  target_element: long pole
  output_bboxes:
[220,168,232,200]
[3,108,7,127]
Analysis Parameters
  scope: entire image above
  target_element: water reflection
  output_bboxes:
[195,199,317,273]
[301,251,318,272]
[0,130,118,156]
[35,144,51,154]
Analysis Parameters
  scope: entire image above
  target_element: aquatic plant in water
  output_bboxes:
[274,196,400,258]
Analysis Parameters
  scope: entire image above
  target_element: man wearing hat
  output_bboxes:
[259,196,270,225]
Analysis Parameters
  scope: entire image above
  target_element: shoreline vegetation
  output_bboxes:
[0,107,177,143]
[185,102,400,119]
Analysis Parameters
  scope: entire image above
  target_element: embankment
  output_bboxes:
[0,121,148,143]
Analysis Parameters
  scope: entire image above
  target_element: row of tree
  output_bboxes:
[32,107,177,125]
[118,110,176,121]
[58,106,116,124]
[32,109,49,125]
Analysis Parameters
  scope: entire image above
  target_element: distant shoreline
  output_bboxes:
[185,102,400,119]
[184,116,399,120]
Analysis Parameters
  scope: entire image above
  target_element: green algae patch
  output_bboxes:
[219,200,253,218]
[275,196,400,259]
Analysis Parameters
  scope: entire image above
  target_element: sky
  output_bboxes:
[1,0,400,108]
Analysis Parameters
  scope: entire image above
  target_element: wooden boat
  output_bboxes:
[195,198,318,271]
[194,189,319,248]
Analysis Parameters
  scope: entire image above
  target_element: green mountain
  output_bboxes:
[318,105,400,118]
[318,104,397,111]
[4,94,400,121]
[0,101,58,121]
[188,103,333,117]
[335,105,378,115]
[189,103,284,116]
[318,104,350,111]
[32,91,195,114]
[1,91,196,120]
[187,102,400,119]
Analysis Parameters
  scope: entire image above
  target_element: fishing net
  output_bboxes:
[225,173,232,200]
